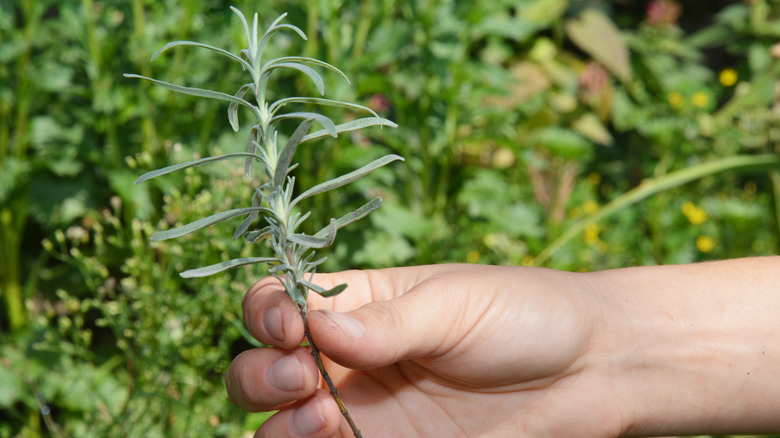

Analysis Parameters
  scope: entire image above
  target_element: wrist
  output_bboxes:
[587,258,780,436]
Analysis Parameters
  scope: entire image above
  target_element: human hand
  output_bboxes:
[225,264,629,437]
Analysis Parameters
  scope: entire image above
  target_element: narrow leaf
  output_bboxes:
[269,97,378,120]
[180,257,278,278]
[269,263,294,274]
[150,41,252,72]
[287,233,330,249]
[301,117,398,144]
[244,226,272,244]
[230,6,253,55]
[229,83,256,132]
[289,218,337,249]
[245,126,260,179]
[274,119,314,187]
[134,152,264,184]
[320,283,348,297]
[293,155,404,206]
[123,74,259,117]
[314,197,382,238]
[271,56,349,84]
[299,280,348,298]
[257,15,306,61]
[233,189,264,241]
[271,112,338,138]
[151,207,268,241]
[261,62,325,95]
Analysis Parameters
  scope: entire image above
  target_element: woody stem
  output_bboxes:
[300,309,363,438]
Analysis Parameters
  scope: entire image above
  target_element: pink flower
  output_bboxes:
[646,0,682,27]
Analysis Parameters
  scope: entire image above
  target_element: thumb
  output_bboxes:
[307,282,462,369]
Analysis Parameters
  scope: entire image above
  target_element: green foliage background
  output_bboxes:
[1,0,779,436]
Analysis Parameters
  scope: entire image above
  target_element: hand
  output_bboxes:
[225,264,628,437]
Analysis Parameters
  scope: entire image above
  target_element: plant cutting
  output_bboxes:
[125,7,401,437]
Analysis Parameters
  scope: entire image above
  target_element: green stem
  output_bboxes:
[533,154,780,266]
[300,310,363,438]
[1,207,26,331]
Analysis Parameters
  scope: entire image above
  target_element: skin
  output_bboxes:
[225,257,780,437]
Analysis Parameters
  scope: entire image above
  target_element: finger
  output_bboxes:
[307,269,476,370]
[243,276,305,349]
[225,347,320,412]
[255,389,342,438]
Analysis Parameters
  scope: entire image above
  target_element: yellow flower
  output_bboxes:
[691,91,709,108]
[681,201,708,225]
[466,250,481,263]
[583,200,599,215]
[584,223,601,245]
[696,235,715,253]
[719,68,738,87]
[667,91,684,109]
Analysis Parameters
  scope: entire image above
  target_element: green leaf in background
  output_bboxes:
[534,127,593,160]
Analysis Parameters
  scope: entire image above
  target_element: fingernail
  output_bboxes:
[291,397,326,436]
[319,310,366,339]
[264,305,285,343]
[268,354,304,392]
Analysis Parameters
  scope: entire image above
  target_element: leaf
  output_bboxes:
[292,155,404,206]
[565,9,631,83]
[300,117,398,144]
[271,112,338,138]
[150,40,253,73]
[233,189,264,241]
[268,56,349,84]
[261,61,325,95]
[245,126,260,179]
[230,6,254,55]
[299,280,348,298]
[320,283,348,297]
[229,83,256,131]
[314,197,382,238]
[244,226,272,244]
[269,97,378,120]
[134,152,263,184]
[274,119,314,187]
[123,74,260,118]
[257,14,307,61]
[180,257,278,278]
[151,207,268,241]
[289,219,337,249]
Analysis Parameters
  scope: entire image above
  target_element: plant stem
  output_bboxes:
[300,310,363,438]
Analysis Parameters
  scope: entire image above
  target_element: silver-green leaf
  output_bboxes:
[274,119,313,188]
[151,207,269,241]
[301,117,398,144]
[271,112,337,138]
[150,40,253,73]
[292,155,404,206]
[314,197,382,238]
[134,152,264,184]
[180,257,279,278]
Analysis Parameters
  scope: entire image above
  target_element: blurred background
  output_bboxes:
[2,0,780,436]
